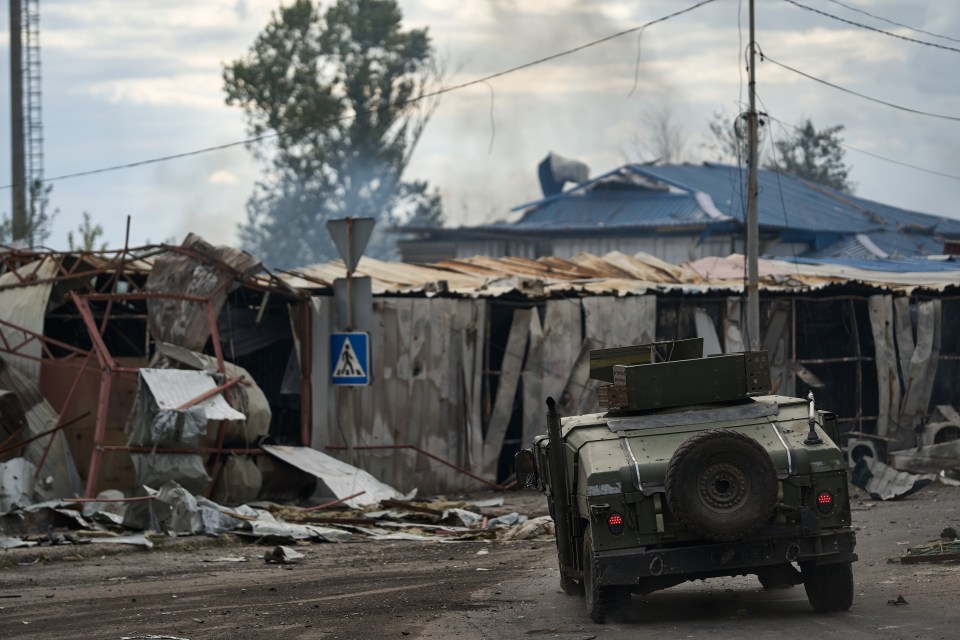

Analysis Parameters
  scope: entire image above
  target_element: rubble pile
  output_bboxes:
[0,480,551,551]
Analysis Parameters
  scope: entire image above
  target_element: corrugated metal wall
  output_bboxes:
[310,291,959,494]
[311,294,660,494]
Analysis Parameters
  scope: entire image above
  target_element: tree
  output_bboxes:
[768,119,853,193]
[704,109,744,164]
[701,109,767,166]
[223,0,444,268]
[0,179,56,247]
[631,100,689,164]
[68,212,107,251]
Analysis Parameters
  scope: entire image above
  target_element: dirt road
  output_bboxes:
[2,485,959,640]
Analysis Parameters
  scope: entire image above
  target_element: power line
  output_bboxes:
[762,109,960,183]
[1,0,719,192]
[782,0,960,54]
[2,136,277,188]
[762,52,960,123]
[824,0,960,45]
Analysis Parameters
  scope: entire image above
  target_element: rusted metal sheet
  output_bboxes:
[284,251,959,298]
[39,357,140,494]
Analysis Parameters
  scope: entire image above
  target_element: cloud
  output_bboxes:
[3,0,959,255]
[208,170,239,185]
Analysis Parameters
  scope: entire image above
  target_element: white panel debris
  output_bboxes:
[139,369,246,421]
[0,457,36,512]
[263,444,402,508]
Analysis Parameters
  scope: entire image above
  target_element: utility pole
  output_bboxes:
[746,0,761,350]
[9,0,27,241]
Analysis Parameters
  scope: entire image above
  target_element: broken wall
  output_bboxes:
[311,296,486,494]
[311,294,659,494]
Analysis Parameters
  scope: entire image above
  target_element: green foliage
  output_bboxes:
[768,119,854,193]
[703,112,853,193]
[67,211,107,251]
[702,109,769,166]
[224,0,444,268]
[703,109,748,164]
[0,179,56,247]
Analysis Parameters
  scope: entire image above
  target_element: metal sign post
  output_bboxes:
[326,217,375,332]
[326,218,375,391]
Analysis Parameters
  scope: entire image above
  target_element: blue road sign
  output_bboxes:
[331,332,370,385]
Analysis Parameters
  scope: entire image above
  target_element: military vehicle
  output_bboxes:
[515,338,857,623]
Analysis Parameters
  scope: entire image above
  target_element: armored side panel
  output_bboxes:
[602,351,771,411]
[590,338,703,383]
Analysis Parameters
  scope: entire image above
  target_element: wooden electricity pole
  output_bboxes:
[746,0,761,350]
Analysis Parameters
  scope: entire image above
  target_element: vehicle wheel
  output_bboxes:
[665,429,779,542]
[560,566,583,595]
[801,561,854,612]
[583,528,628,623]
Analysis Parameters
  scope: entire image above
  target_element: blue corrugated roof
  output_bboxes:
[633,163,960,237]
[808,229,946,260]
[508,162,959,261]
[632,163,878,233]
[510,191,712,230]
[786,255,960,273]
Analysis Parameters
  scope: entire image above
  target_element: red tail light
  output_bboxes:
[816,491,834,513]
[607,512,624,534]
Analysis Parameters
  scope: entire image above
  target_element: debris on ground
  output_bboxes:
[850,457,937,501]
[263,545,304,564]
[889,440,960,477]
[899,539,960,564]
[0,482,550,551]
[887,594,909,606]
[261,445,405,508]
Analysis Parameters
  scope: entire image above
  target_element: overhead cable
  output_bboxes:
[761,110,960,183]
[762,52,960,123]
[783,0,960,54]
[824,0,960,45]
[0,0,719,191]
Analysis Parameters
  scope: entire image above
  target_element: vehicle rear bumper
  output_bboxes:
[596,528,857,586]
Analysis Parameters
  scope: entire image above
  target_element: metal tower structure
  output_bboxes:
[23,0,44,195]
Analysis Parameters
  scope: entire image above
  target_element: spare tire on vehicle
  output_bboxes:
[664,429,778,542]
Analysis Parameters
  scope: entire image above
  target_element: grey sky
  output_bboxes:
[2,0,959,252]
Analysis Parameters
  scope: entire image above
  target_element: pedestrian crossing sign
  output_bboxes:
[330,332,370,385]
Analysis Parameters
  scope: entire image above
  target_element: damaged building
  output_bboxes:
[2,236,960,512]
